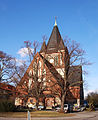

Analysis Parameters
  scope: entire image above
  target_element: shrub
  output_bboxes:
[86,91,98,108]
[0,101,16,112]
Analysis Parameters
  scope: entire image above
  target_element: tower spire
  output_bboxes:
[54,16,57,26]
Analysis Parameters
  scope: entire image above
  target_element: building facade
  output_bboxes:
[0,83,16,102]
[15,22,84,109]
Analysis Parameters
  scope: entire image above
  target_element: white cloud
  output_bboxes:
[17,48,28,57]
[17,47,33,58]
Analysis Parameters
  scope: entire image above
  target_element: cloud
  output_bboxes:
[17,48,28,57]
[17,47,33,58]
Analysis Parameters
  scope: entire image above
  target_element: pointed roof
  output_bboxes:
[40,20,65,53]
[46,25,65,53]
[40,41,47,53]
[58,38,65,50]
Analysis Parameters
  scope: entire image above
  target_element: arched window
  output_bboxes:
[33,62,36,75]
[60,53,63,65]
[54,56,58,66]
[28,78,32,89]
[38,61,41,76]
[29,70,32,76]
[43,68,46,75]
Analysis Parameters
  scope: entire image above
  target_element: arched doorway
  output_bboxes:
[45,97,54,109]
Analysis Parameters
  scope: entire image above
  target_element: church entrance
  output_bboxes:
[45,97,54,109]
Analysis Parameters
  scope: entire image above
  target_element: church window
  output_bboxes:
[56,68,64,78]
[24,81,26,83]
[43,78,46,81]
[46,56,49,61]
[39,61,41,68]
[50,58,54,63]
[60,53,63,65]
[43,82,46,86]
[43,68,46,75]
[24,81,26,85]
[29,70,32,76]
[38,61,41,76]
[28,78,32,89]
[48,80,51,82]
[54,56,58,66]
[33,62,36,75]
[38,79,41,82]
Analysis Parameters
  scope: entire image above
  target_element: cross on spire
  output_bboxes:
[54,16,57,26]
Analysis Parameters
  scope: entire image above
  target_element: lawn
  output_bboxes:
[0,111,75,118]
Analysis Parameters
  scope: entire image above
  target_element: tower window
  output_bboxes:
[54,56,58,66]
[60,53,63,65]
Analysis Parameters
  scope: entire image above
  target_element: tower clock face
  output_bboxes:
[50,59,54,63]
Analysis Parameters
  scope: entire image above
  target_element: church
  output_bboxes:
[15,20,84,109]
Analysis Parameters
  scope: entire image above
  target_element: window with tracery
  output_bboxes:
[54,56,58,66]
[60,53,63,65]
[28,78,32,89]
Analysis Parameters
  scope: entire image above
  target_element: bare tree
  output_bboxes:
[61,38,90,112]
[0,51,21,101]
[29,57,47,109]
[0,51,15,83]
[16,54,49,109]
[16,40,47,109]
[23,40,38,63]
[43,38,90,112]
[10,61,27,86]
[8,40,38,87]
[16,36,90,112]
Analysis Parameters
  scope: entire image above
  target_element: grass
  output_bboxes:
[0,111,75,118]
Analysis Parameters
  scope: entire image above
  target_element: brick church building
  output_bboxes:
[15,21,84,109]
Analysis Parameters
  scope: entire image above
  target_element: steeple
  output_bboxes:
[40,41,47,53]
[46,21,65,53]
[40,19,65,53]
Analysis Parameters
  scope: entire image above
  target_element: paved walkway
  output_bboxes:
[0,111,98,120]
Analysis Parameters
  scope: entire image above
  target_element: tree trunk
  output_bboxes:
[43,97,46,109]
[60,93,66,113]
[36,98,39,110]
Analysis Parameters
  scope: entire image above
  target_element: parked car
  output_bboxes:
[31,105,36,109]
[80,106,86,111]
[64,104,69,112]
[55,105,61,111]
[55,104,73,113]
[68,104,73,112]
[73,104,86,112]
[38,105,44,110]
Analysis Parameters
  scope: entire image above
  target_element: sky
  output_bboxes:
[0,0,98,97]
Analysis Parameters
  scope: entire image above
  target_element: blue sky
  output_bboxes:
[0,0,98,97]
